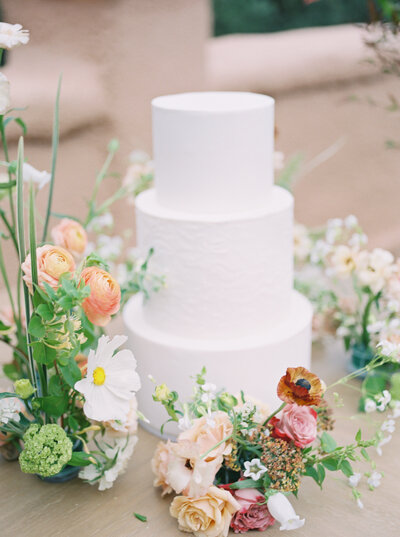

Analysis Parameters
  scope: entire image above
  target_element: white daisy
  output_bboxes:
[0,397,21,424]
[23,163,51,190]
[0,23,29,49]
[243,458,267,480]
[74,335,141,422]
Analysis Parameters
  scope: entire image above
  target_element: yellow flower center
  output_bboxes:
[93,366,106,386]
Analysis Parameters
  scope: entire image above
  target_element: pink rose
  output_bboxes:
[51,218,87,257]
[231,488,275,533]
[272,404,317,448]
[80,266,121,326]
[21,244,76,293]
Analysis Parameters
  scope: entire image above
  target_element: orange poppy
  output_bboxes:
[277,367,323,406]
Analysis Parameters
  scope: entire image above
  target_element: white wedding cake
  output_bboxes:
[124,92,312,437]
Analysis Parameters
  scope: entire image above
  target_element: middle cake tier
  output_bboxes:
[135,185,294,340]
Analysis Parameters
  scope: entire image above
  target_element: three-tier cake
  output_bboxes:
[124,92,313,437]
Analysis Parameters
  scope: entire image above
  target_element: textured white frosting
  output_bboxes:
[152,92,274,214]
[135,186,294,340]
[124,291,312,438]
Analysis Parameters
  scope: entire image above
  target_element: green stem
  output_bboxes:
[361,292,380,348]
[200,433,233,460]
[0,238,17,322]
[0,336,29,365]
[262,402,287,427]
[0,208,18,252]
[0,116,16,234]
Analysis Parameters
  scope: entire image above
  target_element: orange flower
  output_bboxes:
[21,244,75,293]
[80,266,121,326]
[277,367,323,406]
[51,218,87,258]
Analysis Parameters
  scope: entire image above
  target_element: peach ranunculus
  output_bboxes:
[178,411,233,462]
[21,244,76,293]
[166,440,222,498]
[51,218,87,258]
[151,440,174,496]
[170,485,240,537]
[80,266,121,326]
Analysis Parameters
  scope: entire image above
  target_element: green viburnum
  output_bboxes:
[14,379,35,399]
[19,424,73,477]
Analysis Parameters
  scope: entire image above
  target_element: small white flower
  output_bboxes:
[0,397,21,424]
[344,215,358,229]
[96,235,123,261]
[86,212,114,233]
[0,73,10,115]
[202,382,217,393]
[377,339,399,358]
[243,458,267,480]
[23,163,51,190]
[377,390,391,412]
[357,498,364,510]
[348,472,362,488]
[367,471,382,489]
[310,239,331,264]
[388,300,400,313]
[381,419,395,434]
[205,409,216,428]
[376,435,392,456]
[178,413,192,432]
[336,325,351,337]
[74,335,141,422]
[201,392,213,403]
[389,400,400,419]
[267,492,305,531]
[293,224,312,261]
[364,398,377,413]
[0,23,29,49]
[367,321,385,334]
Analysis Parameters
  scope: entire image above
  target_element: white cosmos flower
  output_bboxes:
[74,335,141,422]
[267,492,305,531]
[348,472,362,488]
[364,398,377,413]
[23,163,51,190]
[243,458,267,480]
[367,471,382,489]
[0,397,21,424]
[0,23,29,49]
[0,73,10,115]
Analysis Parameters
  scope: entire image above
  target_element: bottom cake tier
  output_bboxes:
[123,290,313,438]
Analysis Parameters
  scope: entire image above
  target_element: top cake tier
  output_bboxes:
[152,92,275,214]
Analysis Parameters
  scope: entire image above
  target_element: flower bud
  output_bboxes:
[154,383,171,403]
[14,379,35,399]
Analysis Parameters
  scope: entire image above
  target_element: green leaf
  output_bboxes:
[340,460,354,478]
[67,415,79,432]
[68,451,92,467]
[2,363,20,381]
[35,395,69,417]
[304,465,321,488]
[321,458,339,472]
[31,341,56,366]
[133,513,147,523]
[361,448,370,461]
[355,429,362,443]
[320,432,337,453]
[0,392,19,399]
[317,463,326,485]
[229,479,261,490]
[48,374,64,397]
[362,374,386,397]
[28,314,45,339]
[36,303,54,321]
[0,180,16,189]
[60,357,82,388]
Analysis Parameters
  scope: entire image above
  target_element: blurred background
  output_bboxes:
[1,0,399,251]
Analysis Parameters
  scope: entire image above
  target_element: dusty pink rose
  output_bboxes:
[231,488,275,533]
[80,266,121,326]
[272,404,317,448]
[51,218,87,257]
[21,244,76,293]
[151,440,174,496]
[178,411,233,462]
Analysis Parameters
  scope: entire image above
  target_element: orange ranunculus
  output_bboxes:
[21,245,75,293]
[277,367,323,406]
[80,266,121,326]
[51,218,87,257]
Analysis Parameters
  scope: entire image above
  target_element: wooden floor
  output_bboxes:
[1,342,400,537]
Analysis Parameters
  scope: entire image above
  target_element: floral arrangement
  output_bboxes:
[0,22,161,488]
[150,360,395,536]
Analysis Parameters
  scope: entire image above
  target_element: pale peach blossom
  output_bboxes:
[104,395,139,438]
[21,244,75,293]
[80,266,121,326]
[51,218,87,258]
[167,440,222,498]
[170,485,240,537]
[178,411,233,462]
[151,440,174,496]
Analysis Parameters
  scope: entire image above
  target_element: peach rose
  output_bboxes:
[80,266,121,326]
[151,440,174,496]
[21,244,75,293]
[178,411,233,462]
[51,218,87,257]
[272,404,317,448]
[170,486,240,537]
[167,440,222,497]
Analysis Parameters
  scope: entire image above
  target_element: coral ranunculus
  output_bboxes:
[230,488,275,533]
[271,404,317,448]
[51,218,87,257]
[21,244,75,293]
[277,367,323,406]
[80,266,121,326]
